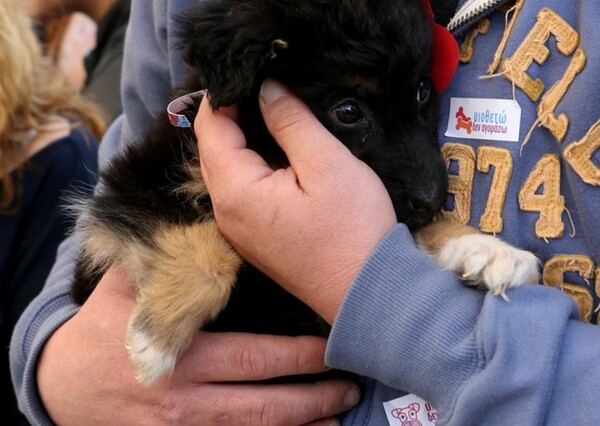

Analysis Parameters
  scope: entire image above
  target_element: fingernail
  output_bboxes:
[260,79,288,105]
[343,386,361,409]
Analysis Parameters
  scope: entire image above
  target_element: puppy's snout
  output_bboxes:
[407,195,433,215]
[407,186,444,216]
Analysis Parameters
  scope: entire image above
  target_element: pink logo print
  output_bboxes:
[455,106,473,134]
[391,402,423,426]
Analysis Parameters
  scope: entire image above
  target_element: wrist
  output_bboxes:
[308,264,356,325]
[305,228,395,324]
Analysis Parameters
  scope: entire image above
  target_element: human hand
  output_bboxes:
[196,80,397,324]
[37,266,360,425]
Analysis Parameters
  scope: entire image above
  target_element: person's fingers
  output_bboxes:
[195,90,304,240]
[182,381,359,426]
[196,94,273,193]
[177,333,331,382]
[258,79,356,189]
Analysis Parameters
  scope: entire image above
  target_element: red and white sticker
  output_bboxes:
[445,97,522,142]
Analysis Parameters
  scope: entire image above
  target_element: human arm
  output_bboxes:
[9,0,169,420]
[12,233,357,426]
[35,266,357,425]
[197,79,600,425]
[10,1,359,424]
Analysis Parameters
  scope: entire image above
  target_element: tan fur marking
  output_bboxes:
[176,158,209,200]
[81,221,157,284]
[413,221,480,255]
[340,75,382,96]
[502,8,579,102]
[518,153,565,239]
[171,142,210,204]
[477,146,513,234]
[440,143,476,225]
[130,220,242,357]
[543,255,595,322]
[564,119,600,186]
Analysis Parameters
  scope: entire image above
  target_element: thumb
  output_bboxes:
[196,93,273,195]
[259,79,354,186]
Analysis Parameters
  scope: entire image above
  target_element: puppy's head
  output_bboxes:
[178,0,454,229]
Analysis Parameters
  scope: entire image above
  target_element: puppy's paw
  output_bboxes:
[125,314,178,385]
[437,234,539,298]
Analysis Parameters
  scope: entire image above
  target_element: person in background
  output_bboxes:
[0,0,103,424]
[37,13,97,91]
[26,0,131,125]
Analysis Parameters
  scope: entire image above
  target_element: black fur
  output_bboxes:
[430,0,459,26]
[74,0,448,342]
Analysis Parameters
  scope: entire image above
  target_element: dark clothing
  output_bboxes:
[431,0,459,26]
[1,128,98,425]
[83,0,131,124]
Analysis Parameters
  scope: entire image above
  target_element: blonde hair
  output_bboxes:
[0,0,105,210]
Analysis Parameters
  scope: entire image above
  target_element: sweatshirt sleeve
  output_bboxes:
[9,233,84,426]
[9,1,181,424]
[326,224,600,425]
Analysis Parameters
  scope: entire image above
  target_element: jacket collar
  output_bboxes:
[448,0,512,33]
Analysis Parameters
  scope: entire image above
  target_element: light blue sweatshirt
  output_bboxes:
[10,0,600,425]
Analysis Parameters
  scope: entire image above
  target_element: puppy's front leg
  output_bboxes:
[127,220,242,384]
[413,222,539,298]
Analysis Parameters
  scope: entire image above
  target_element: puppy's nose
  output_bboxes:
[407,196,432,215]
[407,187,444,216]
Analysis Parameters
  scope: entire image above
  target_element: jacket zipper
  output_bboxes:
[448,0,509,31]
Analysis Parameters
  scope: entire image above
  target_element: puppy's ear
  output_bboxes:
[176,2,284,109]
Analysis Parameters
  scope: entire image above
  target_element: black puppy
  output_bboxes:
[73,0,538,384]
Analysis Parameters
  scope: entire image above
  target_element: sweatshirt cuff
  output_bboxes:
[325,224,485,412]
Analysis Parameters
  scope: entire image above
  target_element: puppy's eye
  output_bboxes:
[333,100,363,125]
[416,80,431,104]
